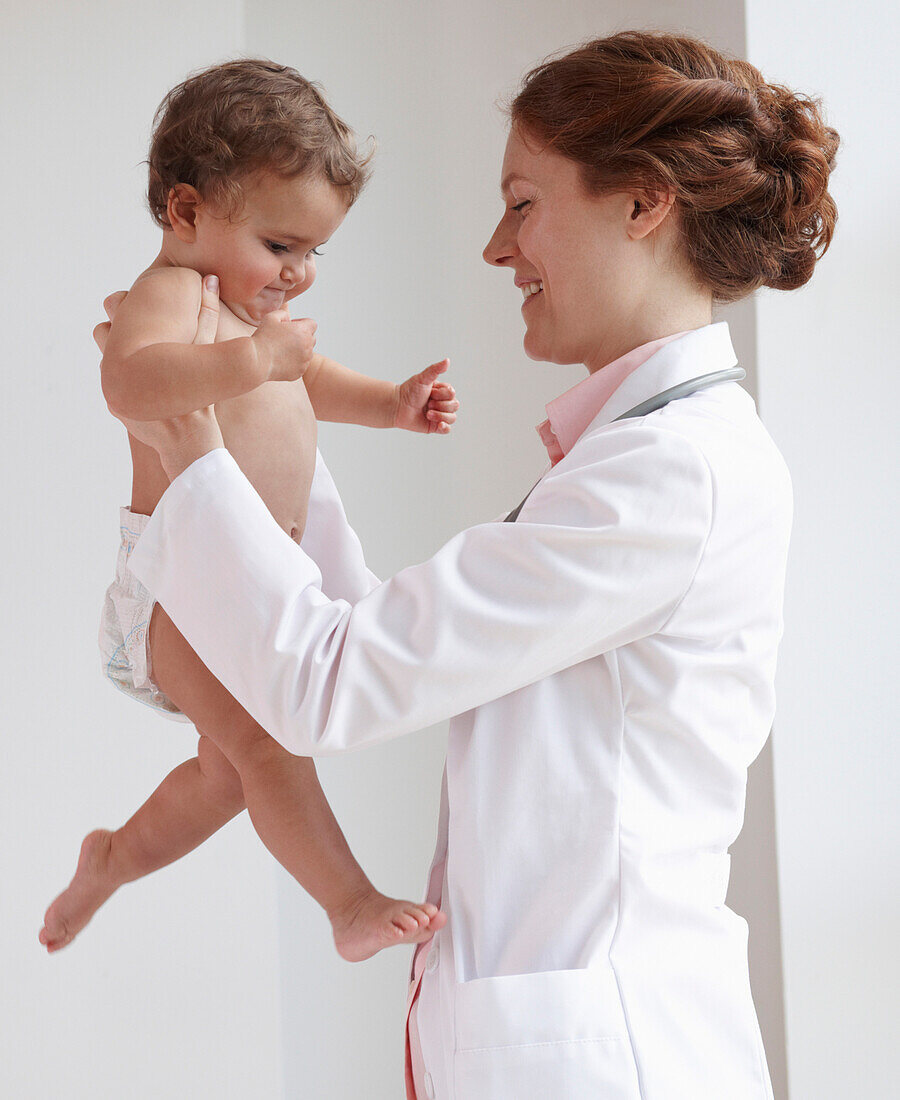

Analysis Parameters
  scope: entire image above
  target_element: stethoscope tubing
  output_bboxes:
[611,367,746,421]
[504,367,746,523]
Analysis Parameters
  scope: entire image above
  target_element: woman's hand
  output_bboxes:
[95,275,225,482]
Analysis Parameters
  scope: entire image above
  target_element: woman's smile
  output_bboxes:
[515,276,544,311]
[520,280,543,308]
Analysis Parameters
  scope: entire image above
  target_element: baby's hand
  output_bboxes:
[395,359,458,435]
[251,311,318,383]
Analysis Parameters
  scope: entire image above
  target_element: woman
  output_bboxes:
[101,31,839,1100]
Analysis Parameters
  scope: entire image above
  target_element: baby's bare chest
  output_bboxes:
[129,298,317,536]
[213,312,317,539]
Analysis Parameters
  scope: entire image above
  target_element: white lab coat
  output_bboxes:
[130,322,791,1099]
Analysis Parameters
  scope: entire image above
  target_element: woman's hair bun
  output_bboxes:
[510,32,841,302]
[739,78,840,293]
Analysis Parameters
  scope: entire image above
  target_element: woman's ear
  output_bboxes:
[626,188,677,241]
[166,184,204,242]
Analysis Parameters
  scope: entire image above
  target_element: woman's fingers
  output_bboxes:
[96,290,127,352]
[194,275,220,345]
[103,290,128,321]
[93,321,111,354]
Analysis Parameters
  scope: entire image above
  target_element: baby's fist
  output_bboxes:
[396,359,459,434]
[252,312,318,383]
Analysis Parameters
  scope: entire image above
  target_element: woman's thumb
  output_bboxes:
[194,274,220,345]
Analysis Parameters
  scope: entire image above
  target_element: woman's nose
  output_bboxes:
[483,215,517,266]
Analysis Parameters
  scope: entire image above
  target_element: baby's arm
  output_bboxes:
[304,355,458,434]
[101,269,315,420]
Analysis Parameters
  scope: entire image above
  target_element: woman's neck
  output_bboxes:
[583,290,713,375]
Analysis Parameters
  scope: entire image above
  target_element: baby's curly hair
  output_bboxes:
[510,31,840,303]
[146,58,373,228]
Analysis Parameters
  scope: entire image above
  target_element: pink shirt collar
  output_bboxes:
[536,330,691,465]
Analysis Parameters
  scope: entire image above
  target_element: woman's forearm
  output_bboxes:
[157,418,227,484]
[128,430,712,757]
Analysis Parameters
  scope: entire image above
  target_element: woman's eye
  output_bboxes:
[512,200,531,213]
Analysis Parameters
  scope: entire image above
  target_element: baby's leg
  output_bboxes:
[40,735,246,952]
[148,604,445,962]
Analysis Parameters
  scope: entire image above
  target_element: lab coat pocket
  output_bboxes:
[453,964,641,1100]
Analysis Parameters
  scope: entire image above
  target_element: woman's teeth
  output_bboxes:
[522,281,543,300]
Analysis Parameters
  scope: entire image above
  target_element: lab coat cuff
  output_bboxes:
[128,448,232,595]
[128,447,321,605]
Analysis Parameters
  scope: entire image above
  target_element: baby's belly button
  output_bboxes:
[287,506,309,543]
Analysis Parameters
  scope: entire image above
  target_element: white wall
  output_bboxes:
[746,2,900,1097]
[1,6,283,1097]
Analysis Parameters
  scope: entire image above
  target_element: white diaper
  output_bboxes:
[98,507,190,722]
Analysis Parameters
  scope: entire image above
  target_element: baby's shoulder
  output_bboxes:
[129,265,203,309]
[107,265,205,348]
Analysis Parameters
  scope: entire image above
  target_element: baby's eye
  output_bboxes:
[266,240,289,254]
[308,247,323,257]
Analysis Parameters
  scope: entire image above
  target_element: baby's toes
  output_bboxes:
[40,910,63,945]
[421,904,447,930]
[391,909,421,934]
[405,905,436,927]
[39,922,69,952]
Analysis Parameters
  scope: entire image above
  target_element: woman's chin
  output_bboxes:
[524,328,582,367]
[523,328,546,362]
[523,330,563,365]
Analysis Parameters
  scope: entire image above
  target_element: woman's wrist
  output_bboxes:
[159,411,226,483]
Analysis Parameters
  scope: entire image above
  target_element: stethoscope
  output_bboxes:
[504,367,746,523]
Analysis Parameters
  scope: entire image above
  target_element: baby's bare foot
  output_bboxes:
[39,829,118,953]
[330,888,447,963]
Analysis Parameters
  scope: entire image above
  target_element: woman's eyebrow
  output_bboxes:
[500,173,530,195]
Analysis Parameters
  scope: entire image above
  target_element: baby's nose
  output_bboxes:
[283,260,311,287]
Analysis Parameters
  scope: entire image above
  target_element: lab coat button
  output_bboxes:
[426,944,439,972]
[423,1071,435,1099]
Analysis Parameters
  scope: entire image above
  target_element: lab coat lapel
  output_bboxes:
[594,322,738,431]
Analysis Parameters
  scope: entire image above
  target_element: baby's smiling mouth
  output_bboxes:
[256,287,288,310]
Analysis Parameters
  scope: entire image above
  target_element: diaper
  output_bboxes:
[98,507,190,722]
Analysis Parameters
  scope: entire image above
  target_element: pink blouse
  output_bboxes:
[536,330,689,465]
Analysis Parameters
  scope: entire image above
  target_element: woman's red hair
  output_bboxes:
[510,32,840,302]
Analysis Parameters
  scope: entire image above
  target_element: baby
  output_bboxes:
[40,59,455,958]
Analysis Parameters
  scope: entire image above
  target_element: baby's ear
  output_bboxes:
[167,184,203,242]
